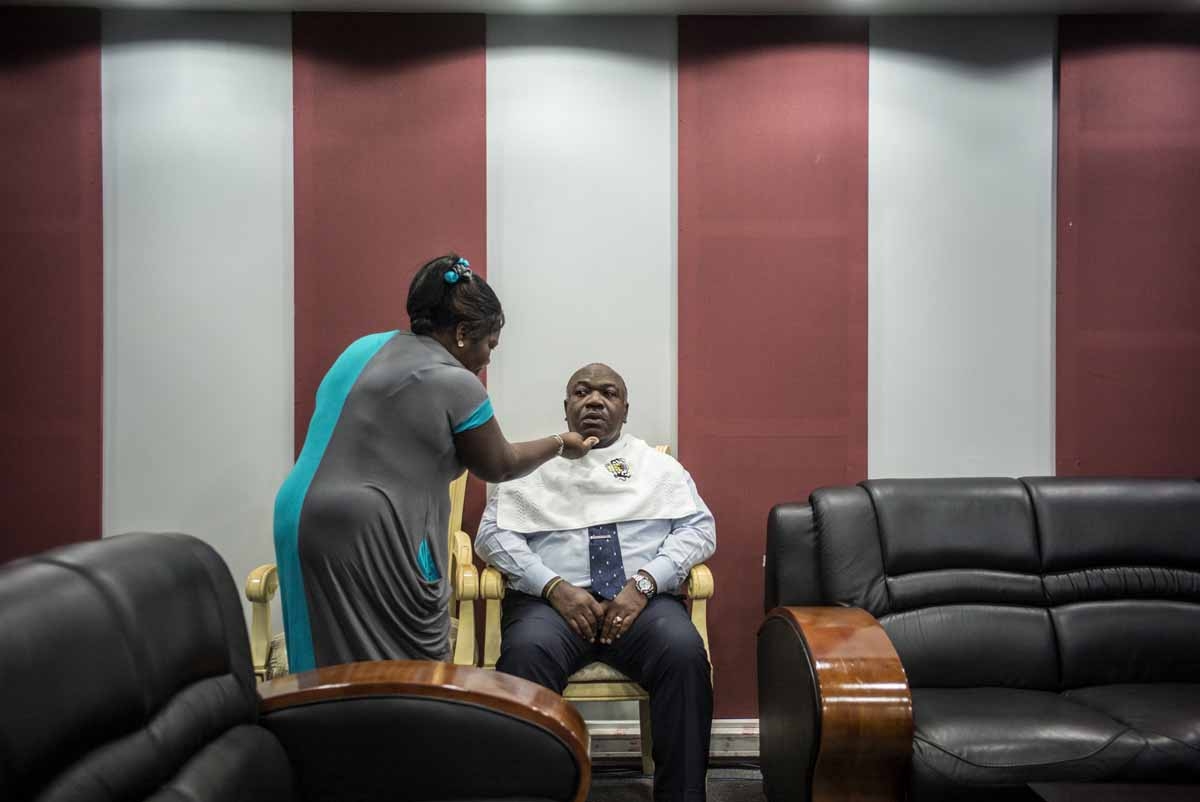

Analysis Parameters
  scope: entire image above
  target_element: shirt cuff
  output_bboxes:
[640,556,679,596]
[517,563,561,599]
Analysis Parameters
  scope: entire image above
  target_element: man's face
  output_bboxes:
[564,364,629,448]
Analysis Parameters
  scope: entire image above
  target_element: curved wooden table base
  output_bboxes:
[760,607,913,802]
[259,660,591,802]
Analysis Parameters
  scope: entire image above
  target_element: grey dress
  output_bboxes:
[273,331,493,671]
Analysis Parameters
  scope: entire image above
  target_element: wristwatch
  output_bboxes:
[633,572,656,599]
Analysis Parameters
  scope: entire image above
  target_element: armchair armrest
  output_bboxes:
[685,564,714,664]
[481,566,506,670]
[450,530,479,603]
[259,660,590,802]
[685,563,713,599]
[758,607,912,802]
[480,565,506,601]
[245,564,278,680]
[449,530,479,666]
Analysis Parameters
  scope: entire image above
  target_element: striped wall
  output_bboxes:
[292,13,490,531]
[3,11,1199,719]
[679,15,869,719]
[0,9,102,565]
[486,16,677,447]
[101,11,295,616]
[1057,15,1200,476]
[868,16,1056,478]
[487,20,677,718]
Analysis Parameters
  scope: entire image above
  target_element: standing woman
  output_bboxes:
[274,253,597,672]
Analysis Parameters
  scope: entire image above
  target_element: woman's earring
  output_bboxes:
[457,340,465,348]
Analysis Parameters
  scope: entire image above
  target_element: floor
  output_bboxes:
[589,767,765,802]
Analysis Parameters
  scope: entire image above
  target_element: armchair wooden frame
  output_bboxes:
[757,606,913,802]
[258,660,591,802]
[478,445,715,775]
[246,472,479,680]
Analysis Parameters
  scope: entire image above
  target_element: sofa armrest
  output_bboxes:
[758,607,912,802]
[765,503,822,612]
[259,660,590,802]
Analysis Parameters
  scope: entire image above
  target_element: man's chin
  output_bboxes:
[576,424,615,444]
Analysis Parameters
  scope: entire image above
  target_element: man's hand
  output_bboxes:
[548,581,607,641]
[599,580,649,644]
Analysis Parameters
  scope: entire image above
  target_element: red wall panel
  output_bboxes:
[1058,16,1200,476]
[292,13,488,526]
[0,9,102,564]
[678,16,868,717]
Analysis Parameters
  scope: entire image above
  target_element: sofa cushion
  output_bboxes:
[0,533,293,802]
[865,478,1041,578]
[911,688,1144,790]
[102,725,291,802]
[1025,478,1200,688]
[1053,600,1200,687]
[1023,478,1200,575]
[765,503,822,609]
[862,479,1055,690]
[1065,684,1200,781]
[811,485,888,615]
[882,606,1058,690]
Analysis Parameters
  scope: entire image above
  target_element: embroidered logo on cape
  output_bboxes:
[606,458,632,481]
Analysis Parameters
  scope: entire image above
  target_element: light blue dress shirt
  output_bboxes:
[475,471,717,597]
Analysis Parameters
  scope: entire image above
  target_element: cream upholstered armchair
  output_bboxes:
[478,445,715,775]
[245,471,480,680]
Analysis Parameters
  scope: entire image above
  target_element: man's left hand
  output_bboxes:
[599,580,649,644]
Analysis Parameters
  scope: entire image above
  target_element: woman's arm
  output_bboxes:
[454,417,596,484]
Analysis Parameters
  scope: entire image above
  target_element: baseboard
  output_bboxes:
[586,719,759,759]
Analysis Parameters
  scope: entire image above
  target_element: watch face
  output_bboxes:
[636,575,654,595]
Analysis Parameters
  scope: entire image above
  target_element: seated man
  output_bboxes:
[476,363,716,802]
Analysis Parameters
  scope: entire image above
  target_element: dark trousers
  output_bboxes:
[498,591,713,802]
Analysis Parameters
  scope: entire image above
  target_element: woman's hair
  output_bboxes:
[406,253,505,340]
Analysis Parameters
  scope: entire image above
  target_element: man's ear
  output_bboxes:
[623,401,630,424]
[563,398,569,423]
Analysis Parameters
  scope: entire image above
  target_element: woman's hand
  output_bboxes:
[559,432,599,459]
[454,419,598,483]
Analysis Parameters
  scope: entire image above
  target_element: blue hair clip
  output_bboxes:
[443,257,472,285]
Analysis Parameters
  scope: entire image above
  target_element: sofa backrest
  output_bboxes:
[813,478,1056,690]
[1025,477,1200,688]
[801,476,1200,691]
[0,533,290,802]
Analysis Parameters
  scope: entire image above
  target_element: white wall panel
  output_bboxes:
[102,11,294,615]
[487,15,675,720]
[487,16,677,450]
[868,16,1055,478]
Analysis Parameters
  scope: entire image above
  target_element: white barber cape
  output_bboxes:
[496,434,699,534]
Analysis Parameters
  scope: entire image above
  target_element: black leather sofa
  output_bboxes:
[759,477,1200,802]
[0,532,589,802]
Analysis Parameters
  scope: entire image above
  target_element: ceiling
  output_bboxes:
[13,0,1200,14]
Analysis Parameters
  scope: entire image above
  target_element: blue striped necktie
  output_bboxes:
[588,524,626,600]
